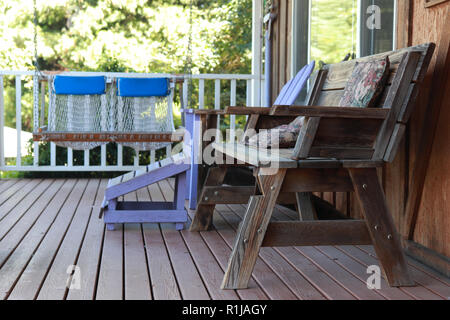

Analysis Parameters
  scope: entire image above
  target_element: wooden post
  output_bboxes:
[349,168,413,287]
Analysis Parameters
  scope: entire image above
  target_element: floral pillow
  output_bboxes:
[247,116,305,148]
[339,56,390,108]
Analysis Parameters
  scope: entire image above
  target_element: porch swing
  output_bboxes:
[31,3,184,151]
[34,75,182,151]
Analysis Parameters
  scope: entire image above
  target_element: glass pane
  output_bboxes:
[310,0,358,65]
[359,0,395,57]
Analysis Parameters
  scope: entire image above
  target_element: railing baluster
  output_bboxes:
[84,150,90,167]
[118,144,123,167]
[199,79,205,109]
[134,151,139,167]
[68,148,73,167]
[0,76,4,168]
[101,145,106,167]
[183,80,188,109]
[51,142,56,167]
[150,150,156,164]
[15,76,22,167]
[230,79,237,142]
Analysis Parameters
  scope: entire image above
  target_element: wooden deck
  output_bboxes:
[0,178,448,300]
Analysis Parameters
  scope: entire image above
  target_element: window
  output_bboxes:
[292,0,396,72]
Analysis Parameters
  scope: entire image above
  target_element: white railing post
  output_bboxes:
[0,76,4,168]
[15,76,22,167]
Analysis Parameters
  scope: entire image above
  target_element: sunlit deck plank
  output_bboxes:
[0,179,43,220]
[0,178,447,301]
[223,204,327,300]
[211,206,298,300]
[0,179,21,196]
[147,182,210,300]
[8,179,92,300]
[66,179,108,300]
[0,179,54,240]
[0,179,76,299]
[123,191,152,300]
[36,179,101,300]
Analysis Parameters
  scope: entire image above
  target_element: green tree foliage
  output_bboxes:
[0,0,252,177]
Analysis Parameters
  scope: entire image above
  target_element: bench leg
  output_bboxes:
[296,192,317,221]
[349,168,414,287]
[174,172,187,230]
[105,199,118,231]
[221,169,286,289]
[190,167,227,232]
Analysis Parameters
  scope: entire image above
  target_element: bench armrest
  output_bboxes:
[271,105,389,119]
[185,107,272,116]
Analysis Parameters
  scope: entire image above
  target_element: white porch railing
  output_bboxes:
[0,71,263,172]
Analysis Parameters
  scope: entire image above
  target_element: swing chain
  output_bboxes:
[33,0,42,77]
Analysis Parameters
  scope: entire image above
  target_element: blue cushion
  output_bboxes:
[53,76,106,95]
[117,78,170,97]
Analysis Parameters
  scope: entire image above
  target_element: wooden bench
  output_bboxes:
[190,43,436,289]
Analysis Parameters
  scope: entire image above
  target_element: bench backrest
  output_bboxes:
[294,43,435,162]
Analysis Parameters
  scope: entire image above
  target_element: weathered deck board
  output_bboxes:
[158,179,239,300]
[66,179,108,300]
[223,204,327,300]
[0,179,43,220]
[209,206,298,300]
[144,182,181,300]
[0,179,77,299]
[0,179,21,197]
[9,179,95,300]
[38,179,102,300]
[119,190,152,300]
[0,178,447,300]
[295,246,385,300]
[356,245,448,299]
[0,179,54,240]
[315,246,413,300]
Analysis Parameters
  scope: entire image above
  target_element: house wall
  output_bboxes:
[270,0,449,261]
[406,0,449,258]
